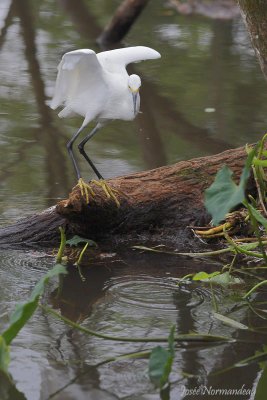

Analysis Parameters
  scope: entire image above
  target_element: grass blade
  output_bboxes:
[0,336,10,374]
[213,312,248,330]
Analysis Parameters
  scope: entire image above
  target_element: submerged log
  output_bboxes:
[0,145,254,249]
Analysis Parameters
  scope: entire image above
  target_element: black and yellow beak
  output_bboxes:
[132,90,139,115]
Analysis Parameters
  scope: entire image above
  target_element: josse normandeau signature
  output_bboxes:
[181,384,255,397]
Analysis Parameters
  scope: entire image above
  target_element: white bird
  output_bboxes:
[50,46,161,181]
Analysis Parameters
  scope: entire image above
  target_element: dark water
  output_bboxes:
[1,0,267,399]
[1,249,265,400]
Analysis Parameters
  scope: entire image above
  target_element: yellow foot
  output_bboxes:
[78,178,96,204]
[91,179,120,207]
[78,178,120,207]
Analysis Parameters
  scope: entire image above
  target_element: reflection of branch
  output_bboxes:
[173,288,203,387]
[97,0,150,46]
[0,0,15,50]
[50,265,112,321]
[58,0,101,39]
[48,364,101,399]
[15,0,72,200]
[205,321,258,391]
[14,0,51,125]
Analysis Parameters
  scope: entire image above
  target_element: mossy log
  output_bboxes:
[0,146,254,249]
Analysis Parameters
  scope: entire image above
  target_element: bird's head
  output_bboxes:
[128,74,141,116]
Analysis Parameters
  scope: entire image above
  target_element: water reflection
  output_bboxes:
[1,1,267,398]
[15,0,72,204]
[50,264,113,321]
[0,245,265,399]
[42,255,261,399]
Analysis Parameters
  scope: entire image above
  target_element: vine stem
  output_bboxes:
[40,305,233,344]
[243,280,267,299]
[56,227,66,263]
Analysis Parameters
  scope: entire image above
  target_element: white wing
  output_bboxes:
[50,49,105,110]
[97,46,161,74]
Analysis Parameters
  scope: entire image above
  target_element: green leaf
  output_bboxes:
[205,166,244,225]
[192,271,242,286]
[149,346,171,388]
[246,203,267,231]
[192,271,220,281]
[0,336,10,374]
[2,264,67,345]
[149,326,175,389]
[66,235,97,247]
[207,271,242,285]
[205,147,256,225]
[255,365,267,400]
[217,273,240,285]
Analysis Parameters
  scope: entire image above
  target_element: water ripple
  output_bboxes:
[104,275,205,312]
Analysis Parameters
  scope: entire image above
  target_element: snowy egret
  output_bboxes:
[50,46,161,185]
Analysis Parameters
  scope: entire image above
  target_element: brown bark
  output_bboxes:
[238,0,267,79]
[97,0,150,46]
[0,145,253,249]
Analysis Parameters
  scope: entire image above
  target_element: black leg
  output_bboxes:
[67,126,84,179]
[78,123,104,179]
